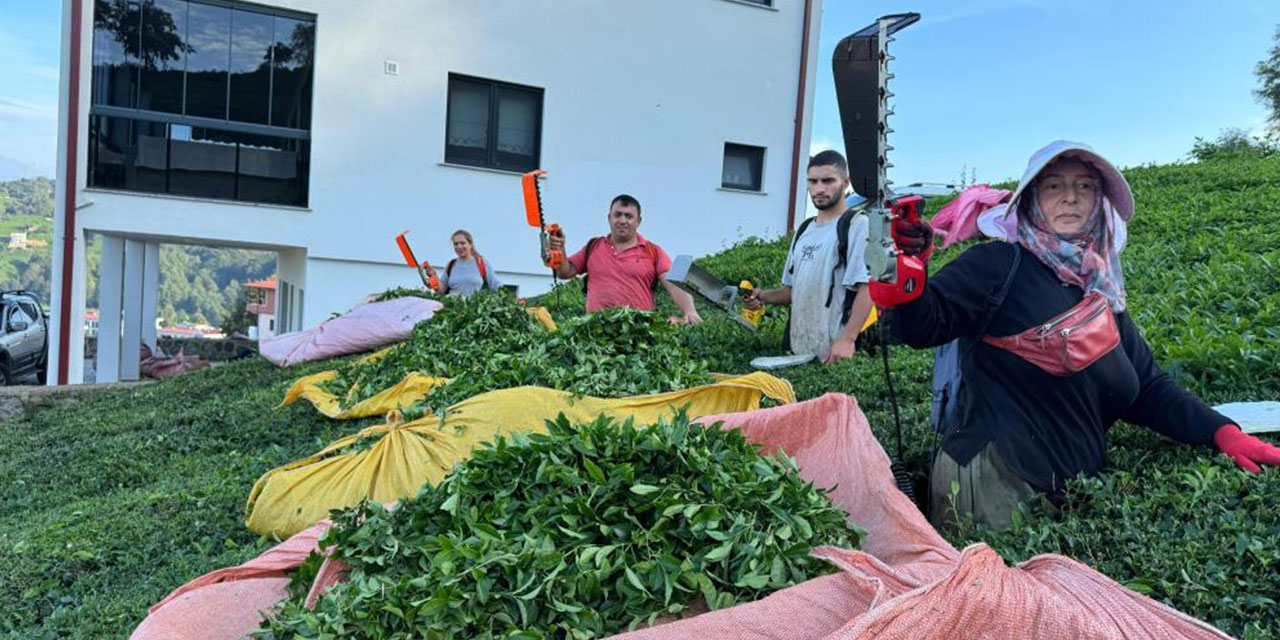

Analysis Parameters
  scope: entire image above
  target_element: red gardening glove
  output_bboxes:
[1214,424,1280,473]
[892,216,934,260]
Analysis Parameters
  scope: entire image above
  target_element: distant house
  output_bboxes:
[83,309,99,337]
[51,0,825,384]
[8,232,27,250]
[244,278,277,340]
[157,324,224,340]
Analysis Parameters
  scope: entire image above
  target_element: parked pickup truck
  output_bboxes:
[0,290,48,385]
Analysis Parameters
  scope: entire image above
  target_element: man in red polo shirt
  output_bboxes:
[547,194,702,324]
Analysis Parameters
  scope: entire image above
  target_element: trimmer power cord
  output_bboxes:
[879,319,917,504]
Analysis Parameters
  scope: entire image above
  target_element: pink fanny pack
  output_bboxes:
[982,292,1120,376]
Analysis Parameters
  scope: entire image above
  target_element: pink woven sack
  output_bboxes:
[133,395,1232,640]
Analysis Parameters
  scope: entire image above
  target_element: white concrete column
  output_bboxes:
[141,242,160,349]
[48,0,92,385]
[66,225,88,384]
[278,248,308,330]
[120,238,145,381]
[96,235,124,384]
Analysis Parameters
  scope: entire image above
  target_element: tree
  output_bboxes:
[93,0,191,70]
[1189,127,1277,162]
[221,289,254,337]
[1256,25,1280,134]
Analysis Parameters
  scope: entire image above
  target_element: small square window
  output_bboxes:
[722,143,765,191]
[446,74,543,172]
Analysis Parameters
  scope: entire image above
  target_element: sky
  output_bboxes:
[810,0,1279,184]
[0,0,61,177]
[0,0,1277,183]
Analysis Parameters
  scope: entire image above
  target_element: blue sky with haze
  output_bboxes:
[1,0,1276,183]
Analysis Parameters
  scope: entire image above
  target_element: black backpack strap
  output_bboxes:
[648,243,661,293]
[976,243,1023,338]
[580,237,604,295]
[826,209,859,309]
[446,258,456,277]
[834,209,856,271]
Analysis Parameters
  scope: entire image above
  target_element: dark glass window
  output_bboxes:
[446,74,542,172]
[722,143,765,191]
[445,78,489,167]
[89,115,309,206]
[494,87,540,171]
[91,0,141,108]
[236,132,309,205]
[168,125,236,199]
[229,9,273,124]
[88,0,314,207]
[88,115,168,194]
[185,2,230,119]
[270,16,314,128]
[136,0,187,114]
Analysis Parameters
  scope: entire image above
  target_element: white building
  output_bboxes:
[51,0,826,385]
[244,277,277,340]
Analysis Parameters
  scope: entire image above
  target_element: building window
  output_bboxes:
[722,143,765,191]
[89,0,315,207]
[445,74,543,173]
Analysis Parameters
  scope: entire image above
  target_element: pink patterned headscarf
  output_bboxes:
[1017,179,1126,311]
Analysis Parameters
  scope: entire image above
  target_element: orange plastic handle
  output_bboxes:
[522,169,547,227]
[395,231,418,267]
[543,223,564,269]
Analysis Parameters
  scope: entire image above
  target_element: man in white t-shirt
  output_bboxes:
[745,151,874,362]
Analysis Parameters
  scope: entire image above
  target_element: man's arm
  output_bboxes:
[825,284,873,363]
[547,233,581,279]
[554,260,578,279]
[746,286,792,308]
[659,275,702,325]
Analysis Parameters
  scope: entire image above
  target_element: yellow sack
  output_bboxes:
[525,306,557,331]
[247,372,794,537]
[281,307,557,419]
[281,370,450,420]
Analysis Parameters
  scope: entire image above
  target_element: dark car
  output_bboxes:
[0,291,48,385]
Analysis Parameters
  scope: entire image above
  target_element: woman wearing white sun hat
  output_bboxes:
[878,140,1280,530]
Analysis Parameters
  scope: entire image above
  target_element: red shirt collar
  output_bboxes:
[606,233,650,249]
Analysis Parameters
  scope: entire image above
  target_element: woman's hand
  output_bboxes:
[893,217,934,258]
[1214,424,1280,473]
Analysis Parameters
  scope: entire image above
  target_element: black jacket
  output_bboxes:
[892,242,1227,493]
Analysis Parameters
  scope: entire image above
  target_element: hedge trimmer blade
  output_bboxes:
[834,12,921,506]
[521,170,564,271]
[522,169,548,228]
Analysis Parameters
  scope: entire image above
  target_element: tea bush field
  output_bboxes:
[0,155,1276,639]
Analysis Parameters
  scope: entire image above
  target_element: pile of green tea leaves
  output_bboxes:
[371,286,445,302]
[320,291,712,416]
[258,413,861,639]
